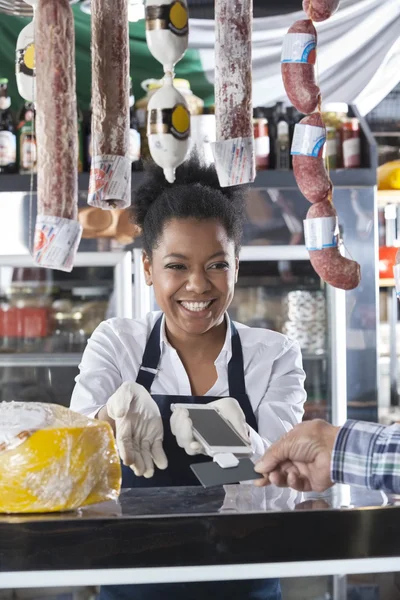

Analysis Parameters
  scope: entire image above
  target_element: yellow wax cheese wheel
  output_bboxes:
[0,402,121,514]
[378,160,400,190]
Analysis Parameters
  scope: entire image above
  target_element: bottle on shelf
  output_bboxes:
[265,106,276,169]
[340,118,361,168]
[286,106,302,169]
[17,101,37,174]
[253,107,269,170]
[274,102,290,170]
[129,76,141,171]
[86,102,92,169]
[77,106,85,174]
[0,78,17,174]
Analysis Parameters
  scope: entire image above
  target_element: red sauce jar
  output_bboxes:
[253,118,270,170]
[340,118,361,168]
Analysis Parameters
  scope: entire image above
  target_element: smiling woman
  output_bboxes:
[70,154,306,600]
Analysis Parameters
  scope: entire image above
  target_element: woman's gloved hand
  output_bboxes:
[170,397,251,456]
[106,381,168,478]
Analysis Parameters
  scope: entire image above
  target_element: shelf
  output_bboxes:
[379,278,396,287]
[377,190,400,207]
[302,353,326,361]
[240,245,309,261]
[0,168,377,195]
[0,353,82,367]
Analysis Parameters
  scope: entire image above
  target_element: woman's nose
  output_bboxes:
[185,270,212,294]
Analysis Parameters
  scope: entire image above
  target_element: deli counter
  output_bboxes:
[1,485,400,594]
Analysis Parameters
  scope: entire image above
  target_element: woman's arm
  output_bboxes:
[249,341,307,460]
[70,321,124,426]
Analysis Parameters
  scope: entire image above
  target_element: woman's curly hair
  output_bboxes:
[131,153,246,256]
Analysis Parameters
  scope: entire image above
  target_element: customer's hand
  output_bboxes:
[170,397,250,456]
[254,420,340,492]
[106,382,168,478]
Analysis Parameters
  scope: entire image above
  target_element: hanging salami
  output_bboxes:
[281,19,320,115]
[88,0,131,210]
[212,0,255,187]
[305,201,361,290]
[281,0,360,290]
[33,0,82,273]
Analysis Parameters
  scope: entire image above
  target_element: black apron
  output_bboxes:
[99,315,281,600]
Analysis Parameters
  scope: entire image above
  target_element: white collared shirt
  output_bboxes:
[70,311,306,457]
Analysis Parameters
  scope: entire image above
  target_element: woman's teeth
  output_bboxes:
[180,301,212,312]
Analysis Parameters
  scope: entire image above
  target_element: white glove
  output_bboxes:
[170,397,251,457]
[106,381,168,478]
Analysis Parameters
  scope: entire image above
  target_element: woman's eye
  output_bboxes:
[209,262,229,270]
[165,264,186,270]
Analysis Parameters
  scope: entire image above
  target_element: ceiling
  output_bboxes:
[0,0,300,19]
[187,0,300,18]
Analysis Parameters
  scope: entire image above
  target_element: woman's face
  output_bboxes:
[143,218,238,337]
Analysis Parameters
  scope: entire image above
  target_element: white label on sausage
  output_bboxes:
[33,215,82,273]
[88,155,132,210]
[281,33,316,64]
[304,216,338,251]
[394,263,400,298]
[211,137,255,187]
[291,124,326,158]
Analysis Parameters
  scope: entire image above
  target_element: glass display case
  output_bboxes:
[0,251,133,406]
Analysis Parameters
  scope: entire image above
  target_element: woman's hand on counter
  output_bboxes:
[105,382,168,478]
[254,420,340,493]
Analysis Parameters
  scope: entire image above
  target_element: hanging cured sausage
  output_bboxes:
[281,19,320,115]
[33,0,82,273]
[88,0,131,210]
[212,0,255,187]
[305,201,361,290]
[281,0,361,290]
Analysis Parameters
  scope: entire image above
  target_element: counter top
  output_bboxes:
[1,485,400,588]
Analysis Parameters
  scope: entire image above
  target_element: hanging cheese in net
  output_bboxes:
[0,402,121,514]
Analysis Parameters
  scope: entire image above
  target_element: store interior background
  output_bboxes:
[1,0,400,598]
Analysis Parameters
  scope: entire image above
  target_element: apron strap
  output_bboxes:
[228,321,247,397]
[136,315,163,391]
[136,315,248,400]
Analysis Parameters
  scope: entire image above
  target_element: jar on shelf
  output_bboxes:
[71,286,109,337]
[321,102,348,169]
[253,116,270,170]
[340,118,361,168]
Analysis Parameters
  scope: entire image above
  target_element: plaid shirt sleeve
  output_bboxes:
[331,419,400,493]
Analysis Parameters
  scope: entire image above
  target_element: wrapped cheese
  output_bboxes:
[0,402,121,514]
[145,0,189,73]
[147,72,190,183]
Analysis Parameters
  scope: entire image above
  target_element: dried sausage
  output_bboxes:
[36,0,77,220]
[292,113,332,203]
[281,19,320,115]
[89,0,131,209]
[33,0,82,273]
[213,0,255,187]
[215,0,252,141]
[305,200,361,290]
[303,0,340,22]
